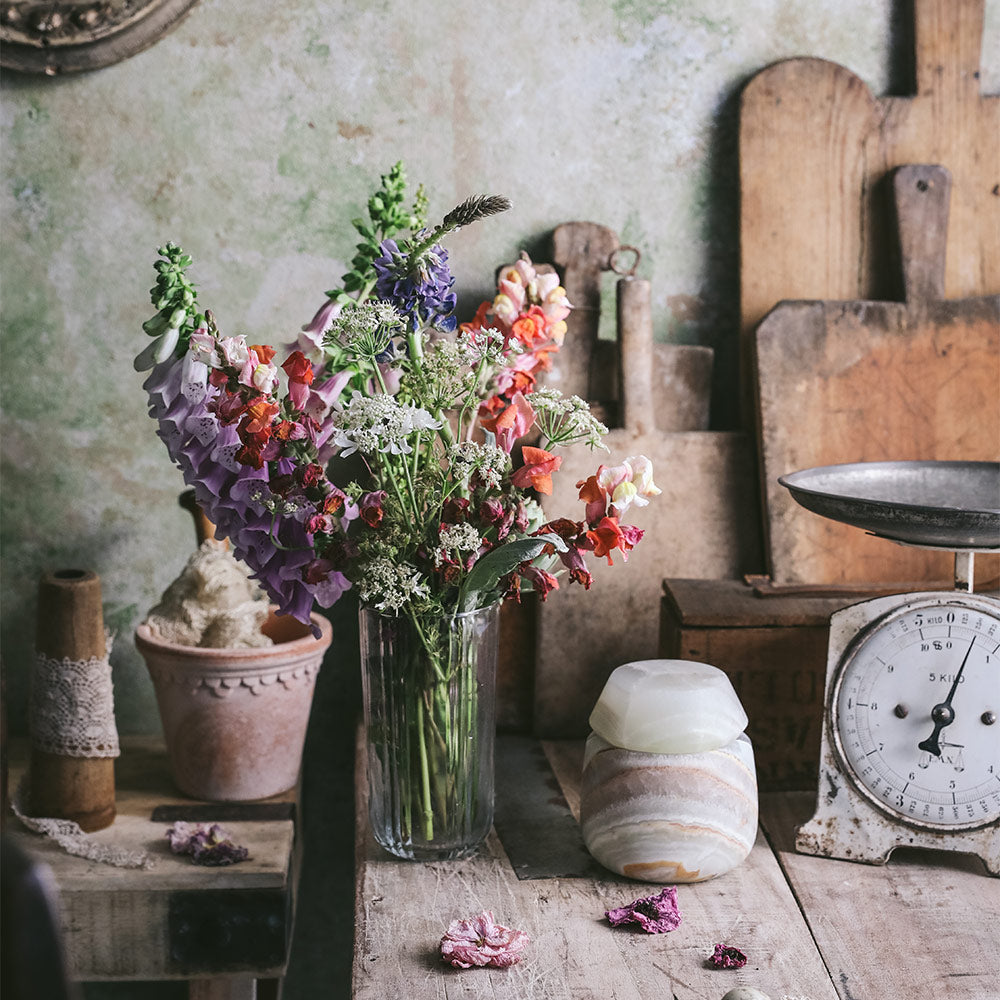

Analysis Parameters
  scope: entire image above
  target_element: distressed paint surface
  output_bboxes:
[1,0,997,735]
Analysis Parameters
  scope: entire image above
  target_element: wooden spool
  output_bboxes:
[29,569,116,831]
[179,488,226,548]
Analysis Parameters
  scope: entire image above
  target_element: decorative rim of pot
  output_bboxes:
[135,607,332,666]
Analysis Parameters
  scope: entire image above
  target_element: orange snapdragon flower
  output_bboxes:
[587,515,627,564]
[510,305,549,348]
[511,446,562,495]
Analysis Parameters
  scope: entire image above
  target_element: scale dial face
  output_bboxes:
[831,595,1000,833]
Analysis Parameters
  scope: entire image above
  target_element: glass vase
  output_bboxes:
[359,602,501,861]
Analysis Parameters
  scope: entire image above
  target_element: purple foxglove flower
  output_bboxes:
[180,352,210,405]
[606,886,681,934]
[311,568,350,608]
[306,370,352,416]
[440,911,530,969]
[302,297,343,338]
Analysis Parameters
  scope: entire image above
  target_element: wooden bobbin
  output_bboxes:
[179,489,227,548]
[29,569,116,832]
[615,275,656,436]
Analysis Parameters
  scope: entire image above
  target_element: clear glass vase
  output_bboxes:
[359,602,500,861]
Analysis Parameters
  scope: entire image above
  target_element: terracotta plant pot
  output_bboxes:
[135,609,332,801]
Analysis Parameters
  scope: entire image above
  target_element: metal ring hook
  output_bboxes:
[608,245,641,277]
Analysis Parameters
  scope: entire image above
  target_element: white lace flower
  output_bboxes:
[531,388,608,450]
[331,391,440,457]
[358,557,430,613]
[433,522,483,567]
[448,441,511,490]
[328,300,403,358]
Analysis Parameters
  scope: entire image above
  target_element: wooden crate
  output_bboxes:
[659,578,873,791]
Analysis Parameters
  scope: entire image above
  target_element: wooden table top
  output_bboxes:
[353,737,1000,1000]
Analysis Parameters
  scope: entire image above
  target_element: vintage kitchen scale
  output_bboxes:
[783,460,1000,876]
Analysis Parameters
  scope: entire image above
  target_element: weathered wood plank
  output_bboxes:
[760,791,1000,1000]
[534,431,762,739]
[353,736,838,999]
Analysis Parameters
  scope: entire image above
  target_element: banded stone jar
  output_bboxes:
[580,659,758,883]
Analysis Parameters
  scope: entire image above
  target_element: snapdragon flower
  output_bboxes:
[597,455,662,516]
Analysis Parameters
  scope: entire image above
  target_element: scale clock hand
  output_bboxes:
[918,640,975,757]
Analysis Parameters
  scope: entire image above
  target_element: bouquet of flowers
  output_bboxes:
[136,162,659,856]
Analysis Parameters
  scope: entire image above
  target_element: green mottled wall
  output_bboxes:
[2,0,998,736]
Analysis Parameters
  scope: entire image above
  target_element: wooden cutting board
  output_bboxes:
[740,0,999,387]
[741,0,1000,583]
[755,164,999,587]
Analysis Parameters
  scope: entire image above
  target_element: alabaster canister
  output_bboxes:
[580,659,758,883]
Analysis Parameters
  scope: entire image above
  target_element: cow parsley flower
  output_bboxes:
[357,556,430,613]
[331,391,440,457]
[448,441,511,490]
[327,300,404,360]
[433,522,483,567]
[531,388,609,450]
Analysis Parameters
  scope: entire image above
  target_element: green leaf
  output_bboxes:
[458,533,567,612]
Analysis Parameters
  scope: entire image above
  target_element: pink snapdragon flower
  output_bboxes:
[241,348,279,394]
[480,391,534,453]
[708,943,748,968]
[219,335,250,368]
[596,455,662,517]
[510,446,561,496]
[440,911,530,969]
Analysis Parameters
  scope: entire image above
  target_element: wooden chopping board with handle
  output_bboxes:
[755,164,999,587]
[740,0,999,388]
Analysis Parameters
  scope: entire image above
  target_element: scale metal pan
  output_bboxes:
[778,461,1000,550]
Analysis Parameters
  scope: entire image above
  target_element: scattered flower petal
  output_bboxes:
[440,910,530,969]
[709,943,748,969]
[166,821,251,866]
[606,886,681,934]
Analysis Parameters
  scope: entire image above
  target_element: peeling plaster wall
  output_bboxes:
[2,0,998,737]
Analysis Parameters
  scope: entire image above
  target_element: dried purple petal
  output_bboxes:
[165,821,250,866]
[708,943,748,969]
[440,910,530,969]
[605,886,681,934]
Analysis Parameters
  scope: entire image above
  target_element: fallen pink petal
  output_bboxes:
[708,943,748,969]
[165,821,250,866]
[440,910,530,969]
[606,886,681,934]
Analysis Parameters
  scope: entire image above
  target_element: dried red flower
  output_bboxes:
[708,943,748,969]
[606,886,682,934]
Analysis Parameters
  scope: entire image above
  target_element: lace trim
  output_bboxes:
[30,634,120,759]
[12,780,150,870]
